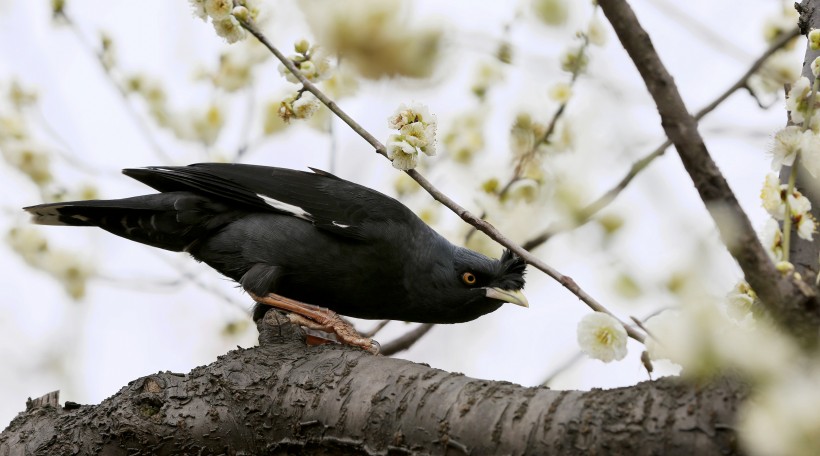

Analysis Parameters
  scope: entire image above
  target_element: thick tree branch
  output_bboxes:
[238,19,646,344]
[598,0,819,342]
[1,312,746,455]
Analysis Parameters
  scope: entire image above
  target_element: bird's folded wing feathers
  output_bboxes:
[123,163,412,240]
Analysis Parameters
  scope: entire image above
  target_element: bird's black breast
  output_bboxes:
[191,212,418,320]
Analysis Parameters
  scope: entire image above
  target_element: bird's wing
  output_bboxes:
[123,163,414,240]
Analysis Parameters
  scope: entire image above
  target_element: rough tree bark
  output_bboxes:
[1,311,746,455]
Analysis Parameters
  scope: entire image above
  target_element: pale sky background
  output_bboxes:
[0,0,797,427]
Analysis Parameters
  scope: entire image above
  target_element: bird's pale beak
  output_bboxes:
[485,287,529,308]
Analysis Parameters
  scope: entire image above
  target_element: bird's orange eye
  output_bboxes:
[462,272,477,285]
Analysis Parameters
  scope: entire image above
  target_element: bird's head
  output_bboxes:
[424,248,528,323]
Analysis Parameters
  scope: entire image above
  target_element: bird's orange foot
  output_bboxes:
[249,292,380,354]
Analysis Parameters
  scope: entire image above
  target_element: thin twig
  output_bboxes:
[522,26,801,251]
[380,323,435,356]
[239,19,646,343]
[499,8,596,198]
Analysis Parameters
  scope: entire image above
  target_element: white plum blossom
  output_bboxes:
[587,16,607,46]
[189,0,207,20]
[231,5,249,22]
[576,312,628,363]
[724,281,757,327]
[760,173,785,220]
[787,191,812,217]
[770,126,802,170]
[399,121,436,155]
[548,82,572,103]
[212,17,246,44]
[798,216,816,241]
[759,174,816,240]
[277,41,331,84]
[292,92,320,119]
[204,0,233,20]
[762,5,798,43]
[560,45,588,74]
[470,62,503,99]
[760,218,784,261]
[811,28,820,51]
[386,135,419,171]
[785,77,815,125]
[385,102,437,170]
[388,102,434,130]
[188,0,250,44]
[278,92,320,122]
[799,130,820,178]
[812,57,820,78]
[532,0,569,26]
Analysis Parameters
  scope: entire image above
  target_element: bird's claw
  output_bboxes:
[367,339,380,355]
[254,292,379,354]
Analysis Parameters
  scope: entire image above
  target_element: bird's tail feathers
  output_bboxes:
[24,193,217,252]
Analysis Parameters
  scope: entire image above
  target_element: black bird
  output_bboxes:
[24,163,528,352]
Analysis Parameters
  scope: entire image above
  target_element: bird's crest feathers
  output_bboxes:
[494,249,527,290]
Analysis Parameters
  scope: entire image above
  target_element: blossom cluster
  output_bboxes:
[277,39,331,85]
[385,103,437,171]
[189,0,260,44]
[278,92,320,123]
[760,74,820,256]
[760,173,816,241]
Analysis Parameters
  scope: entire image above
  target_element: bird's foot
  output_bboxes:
[249,292,380,354]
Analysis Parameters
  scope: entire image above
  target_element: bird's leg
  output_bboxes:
[249,292,380,354]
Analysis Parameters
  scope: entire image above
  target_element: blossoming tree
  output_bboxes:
[2,0,820,454]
